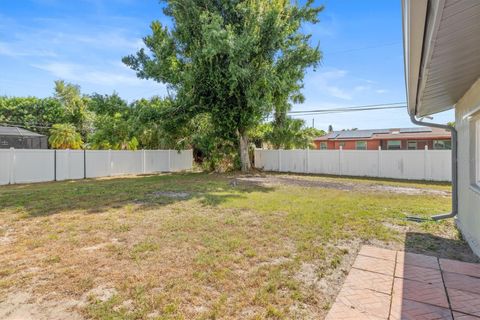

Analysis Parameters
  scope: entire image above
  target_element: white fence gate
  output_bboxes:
[0,149,193,185]
[254,148,451,181]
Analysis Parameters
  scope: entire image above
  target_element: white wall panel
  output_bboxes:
[254,149,451,181]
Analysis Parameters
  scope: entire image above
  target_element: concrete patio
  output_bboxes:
[326,246,480,319]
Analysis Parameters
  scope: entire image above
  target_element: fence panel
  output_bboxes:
[254,149,279,171]
[145,150,170,173]
[254,149,451,181]
[170,150,194,172]
[56,150,85,180]
[308,150,341,175]
[280,150,306,173]
[12,149,55,184]
[0,150,11,185]
[111,151,143,176]
[341,150,379,177]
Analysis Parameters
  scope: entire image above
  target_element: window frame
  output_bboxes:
[407,141,418,150]
[433,140,452,150]
[355,141,367,150]
[470,111,480,191]
[387,140,402,150]
[319,142,327,150]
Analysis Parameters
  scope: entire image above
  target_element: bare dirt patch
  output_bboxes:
[150,191,191,199]
[0,291,83,320]
[236,174,450,196]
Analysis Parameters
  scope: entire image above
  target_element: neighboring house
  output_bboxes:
[0,126,48,149]
[313,127,451,150]
[403,0,480,256]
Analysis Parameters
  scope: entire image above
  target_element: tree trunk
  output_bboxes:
[239,131,251,172]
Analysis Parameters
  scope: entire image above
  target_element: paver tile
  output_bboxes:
[325,301,386,320]
[390,296,453,320]
[352,255,396,276]
[447,288,480,317]
[397,251,439,270]
[443,272,480,295]
[343,268,393,294]
[358,245,397,261]
[395,262,444,285]
[440,259,480,278]
[453,312,480,319]
[329,286,391,319]
[393,277,449,308]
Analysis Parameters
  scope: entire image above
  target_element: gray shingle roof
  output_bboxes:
[0,126,45,137]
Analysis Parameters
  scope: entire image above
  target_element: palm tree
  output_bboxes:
[48,123,83,149]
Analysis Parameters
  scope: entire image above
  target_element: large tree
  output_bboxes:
[123,0,322,171]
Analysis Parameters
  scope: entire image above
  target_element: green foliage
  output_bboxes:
[266,117,325,149]
[48,123,83,149]
[0,96,66,135]
[54,80,94,139]
[123,0,323,170]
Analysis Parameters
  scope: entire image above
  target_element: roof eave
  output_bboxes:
[402,0,429,117]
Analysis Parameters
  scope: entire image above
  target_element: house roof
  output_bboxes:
[0,126,45,137]
[402,0,480,117]
[314,127,450,141]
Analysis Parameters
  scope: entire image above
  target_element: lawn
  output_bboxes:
[0,172,476,319]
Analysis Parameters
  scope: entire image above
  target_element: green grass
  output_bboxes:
[0,172,473,319]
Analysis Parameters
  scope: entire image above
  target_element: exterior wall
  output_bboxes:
[315,138,449,150]
[454,78,480,257]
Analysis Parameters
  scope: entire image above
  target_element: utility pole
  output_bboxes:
[312,118,315,128]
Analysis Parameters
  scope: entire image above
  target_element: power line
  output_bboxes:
[286,102,407,116]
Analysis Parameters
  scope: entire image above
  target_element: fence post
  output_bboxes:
[142,149,146,174]
[108,149,112,176]
[168,149,172,172]
[53,149,57,181]
[339,146,343,175]
[83,149,87,179]
[65,149,70,180]
[9,147,15,184]
[424,145,429,180]
[278,149,282,172]
[378,146,382,177]
[305,148,309,173]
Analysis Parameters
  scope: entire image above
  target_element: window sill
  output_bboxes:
[469,184,480,196]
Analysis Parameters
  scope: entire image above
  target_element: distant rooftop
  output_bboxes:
[315,127,451,141]
[0,126,45,137]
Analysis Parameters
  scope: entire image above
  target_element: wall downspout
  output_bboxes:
[409,114,458,221]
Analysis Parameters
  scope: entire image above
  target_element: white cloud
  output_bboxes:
[32,61,153,87]
[376,89,388,94]
[308,68,352,100]
[0,42,58,58]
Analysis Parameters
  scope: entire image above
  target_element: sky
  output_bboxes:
[0,0,454,131]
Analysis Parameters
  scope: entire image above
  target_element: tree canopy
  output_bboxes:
[123,0,323,171]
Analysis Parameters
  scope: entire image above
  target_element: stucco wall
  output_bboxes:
[455,77,480,257]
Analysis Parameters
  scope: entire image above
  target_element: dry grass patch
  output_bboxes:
[0,172,475,319]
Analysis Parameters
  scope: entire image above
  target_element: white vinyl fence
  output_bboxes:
[0,149,193,185]
[254,148,451,181]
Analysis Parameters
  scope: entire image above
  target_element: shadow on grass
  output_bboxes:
[0,172,275,218]
[404,231,479,263]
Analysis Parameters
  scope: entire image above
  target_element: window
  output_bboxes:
[339,142,345,149]
[477,120,480,186]
[320,142,327,150]
[407,141,417,150]
[471,113,480,189]
[387,140,402,150]
[356,141,367,150]
[433,140,452,150]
